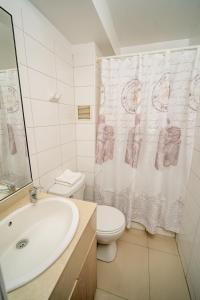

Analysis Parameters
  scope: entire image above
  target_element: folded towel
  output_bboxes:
[7,123,17,155]
[55,169,82,185]
[0,184,9,191]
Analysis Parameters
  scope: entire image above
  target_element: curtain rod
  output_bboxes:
[96,45,200,62]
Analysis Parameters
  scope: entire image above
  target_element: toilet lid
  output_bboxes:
[97,205,125,233]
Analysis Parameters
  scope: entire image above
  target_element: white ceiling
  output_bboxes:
[29,0,200,54]
[107,0,200,46]
[29,0,114,55]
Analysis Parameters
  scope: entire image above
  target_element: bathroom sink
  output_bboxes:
[0,197,79,292]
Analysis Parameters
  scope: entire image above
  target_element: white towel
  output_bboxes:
[55,169,82,186]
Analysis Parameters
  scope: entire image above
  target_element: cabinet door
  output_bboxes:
[85,237,97,300]
[70,238,97,300]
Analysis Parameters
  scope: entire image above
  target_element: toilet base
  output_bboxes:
[97,241,117,262]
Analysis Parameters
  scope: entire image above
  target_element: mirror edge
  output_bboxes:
[0,182,33,213]
[0,6,33,201]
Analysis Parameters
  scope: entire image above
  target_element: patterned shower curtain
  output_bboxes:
[95,48,200,234]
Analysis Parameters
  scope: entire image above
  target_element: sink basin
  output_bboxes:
[0,197,79,292]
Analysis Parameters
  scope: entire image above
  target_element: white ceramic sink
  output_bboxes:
[0,197,79,292]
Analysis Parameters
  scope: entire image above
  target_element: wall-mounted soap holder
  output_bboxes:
[49,92,61,103]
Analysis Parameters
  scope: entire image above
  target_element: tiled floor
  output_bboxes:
[95,229,190,300]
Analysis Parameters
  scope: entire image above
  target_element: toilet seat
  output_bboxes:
[97,227,124,235]
[96,205,125,235]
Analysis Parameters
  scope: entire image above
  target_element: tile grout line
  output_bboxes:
[119,238,148,249]
[119,236,179,256]
[148,246,179,256]
[176,240,192,300]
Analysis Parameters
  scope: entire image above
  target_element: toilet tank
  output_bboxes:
[48,174,86,200]
[73,183,85,199]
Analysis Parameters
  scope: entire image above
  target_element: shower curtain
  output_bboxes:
[95,48,200,234]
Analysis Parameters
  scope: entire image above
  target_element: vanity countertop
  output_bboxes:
[0,192,96,300]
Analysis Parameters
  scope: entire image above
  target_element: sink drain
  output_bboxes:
[16,239,29,249]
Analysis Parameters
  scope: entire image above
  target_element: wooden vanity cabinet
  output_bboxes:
[70,237,97,300]
[49,211,97,300]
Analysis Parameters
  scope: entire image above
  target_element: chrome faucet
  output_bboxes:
[29,186,41,204]
[7,183,16,193]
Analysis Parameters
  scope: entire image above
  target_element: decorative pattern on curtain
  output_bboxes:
[95,48,200,234]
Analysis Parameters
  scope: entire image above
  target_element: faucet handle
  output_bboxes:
[34,185,43,192]
[29,185,44,203]
[29,185,43,197]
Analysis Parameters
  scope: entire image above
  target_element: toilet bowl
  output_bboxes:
[96,205,125,262]
[48,171,125,262]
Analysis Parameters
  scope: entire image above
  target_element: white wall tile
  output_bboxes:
[60,124,75,144]
[25,35,55,77]
[77,141,95,157]
[28,68,56,101]
[31,100,58,126]
[39,167,62,190]
[54,33,72,65]
[62,158,77,172]
[76,124,95,140]
[74,43,97,205]
[56,56,73,85]
[77,156,95,173]
[58,104,75,125]
[61,141,76,164]
[37,147,61,176]
[57,81,74,105]
[74,66,95,87]
[75,86,95,105]
[34,126,60,152]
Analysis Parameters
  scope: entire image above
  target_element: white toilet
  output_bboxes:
[96,205,125,262]
[48,173,125,262]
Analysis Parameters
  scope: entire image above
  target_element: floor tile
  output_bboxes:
[97,241,149,300]
[119,229,148,247]
[95,289,127,300]
[148,234,178,255]
[149,249,190,300]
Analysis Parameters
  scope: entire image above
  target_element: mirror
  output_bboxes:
[0,7,32,201]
